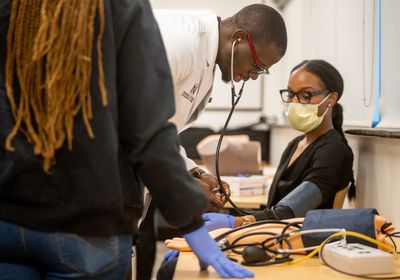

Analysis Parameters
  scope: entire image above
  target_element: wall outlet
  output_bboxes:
[320,242,393,275]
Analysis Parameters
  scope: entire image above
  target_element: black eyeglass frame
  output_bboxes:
[279,89,330,104]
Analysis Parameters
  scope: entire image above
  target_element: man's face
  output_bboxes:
[218,38,281,83]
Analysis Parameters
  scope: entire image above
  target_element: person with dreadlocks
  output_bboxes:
[0,0,253,279]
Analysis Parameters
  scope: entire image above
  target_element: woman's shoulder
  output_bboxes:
[316,130,353,155]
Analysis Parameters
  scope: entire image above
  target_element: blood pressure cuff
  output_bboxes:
[301,208,378,248]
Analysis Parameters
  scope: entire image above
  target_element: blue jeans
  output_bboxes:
[0,220,132,279]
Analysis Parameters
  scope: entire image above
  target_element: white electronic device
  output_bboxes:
[320,242,393,275]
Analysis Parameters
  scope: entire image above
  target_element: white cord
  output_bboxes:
[275,228,347,254]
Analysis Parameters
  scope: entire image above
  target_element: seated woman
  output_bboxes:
[158,59,356,279]
[205,59,355,230]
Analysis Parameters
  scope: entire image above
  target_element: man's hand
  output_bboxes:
[191,167,231,212]
[194,178,224,212]
[199,172,231,203]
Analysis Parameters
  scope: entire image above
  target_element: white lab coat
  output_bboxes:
[155,10,219,170]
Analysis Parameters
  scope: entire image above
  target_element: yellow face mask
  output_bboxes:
[285,94,331,133]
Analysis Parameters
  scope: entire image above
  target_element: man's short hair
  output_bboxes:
[233,4,287,57]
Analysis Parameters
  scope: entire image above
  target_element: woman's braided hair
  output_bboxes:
[5,0,106,172]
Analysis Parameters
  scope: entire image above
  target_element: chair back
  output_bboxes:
[332,184,350,209]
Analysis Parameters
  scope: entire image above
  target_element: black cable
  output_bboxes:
[225,231,293,267]
[386,231,400,254]
[218,220,300,261]
[215,81,255,215]
[214,219,297,243]
[386,235,398,254]
[258,234,293,259]
[223,241,266,253]
[276,238,292,259]
[261,235,288,252]
[227,231,278,255]
[215,81,269,216]
[280,221,304,236]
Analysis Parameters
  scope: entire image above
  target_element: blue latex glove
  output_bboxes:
[202,213,235,231]
[184,226,254,278]
[164,250,180,261]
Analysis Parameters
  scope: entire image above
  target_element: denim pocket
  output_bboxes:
[56,233,119,275]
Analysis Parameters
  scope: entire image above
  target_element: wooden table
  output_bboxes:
[174,252,400,279]
[224,194,268,209]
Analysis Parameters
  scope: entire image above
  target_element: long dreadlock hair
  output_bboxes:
[5,0,107,172]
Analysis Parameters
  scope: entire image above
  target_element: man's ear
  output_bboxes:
[231,29,247,44]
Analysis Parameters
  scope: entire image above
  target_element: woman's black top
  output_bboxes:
[254,129,354,221]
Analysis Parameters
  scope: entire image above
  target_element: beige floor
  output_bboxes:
[131,241,170,280]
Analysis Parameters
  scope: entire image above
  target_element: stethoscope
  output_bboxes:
[214,38,254,216]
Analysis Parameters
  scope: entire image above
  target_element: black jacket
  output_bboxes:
[0,0,207,236]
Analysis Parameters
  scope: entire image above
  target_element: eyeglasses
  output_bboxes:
[245,32,270,75]
[279,89,330,104]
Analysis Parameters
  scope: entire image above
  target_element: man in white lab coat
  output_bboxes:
[154,4,287,210]
[136,4,287,280]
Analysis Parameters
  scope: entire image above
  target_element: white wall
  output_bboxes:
[274,0,374,126]
[272,0,400,128]
[347,135,400,231]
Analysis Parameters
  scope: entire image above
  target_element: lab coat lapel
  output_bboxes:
[185,65,215,126]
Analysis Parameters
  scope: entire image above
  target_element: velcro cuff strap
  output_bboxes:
[301,208,377,248]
